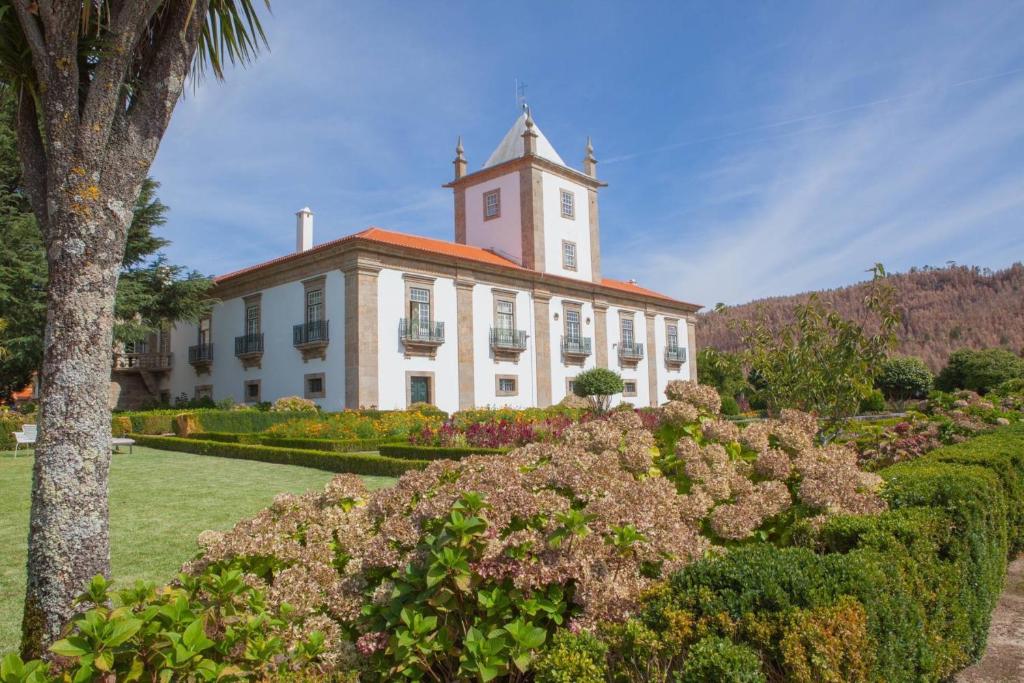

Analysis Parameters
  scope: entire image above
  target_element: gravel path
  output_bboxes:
[956,556,1024,682]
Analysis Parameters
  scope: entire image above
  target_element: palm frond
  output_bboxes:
[193,0,270,83]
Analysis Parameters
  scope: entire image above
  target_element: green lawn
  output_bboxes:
[0,447,395,654]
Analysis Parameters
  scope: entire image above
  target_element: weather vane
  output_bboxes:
[515,78,528,114]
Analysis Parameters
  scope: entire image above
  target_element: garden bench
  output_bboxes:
[13,424,36,456]
[112,437,136,454]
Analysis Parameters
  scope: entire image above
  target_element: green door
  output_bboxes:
[410,376,431,405]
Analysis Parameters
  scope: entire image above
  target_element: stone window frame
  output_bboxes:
[243,379,261,404]
[495,374,518,397]
[304,372,326,399]
[197,315,212,346]
[561,240,578,271]
[566,377,577,397]
[406,370,436,407]
[623,379,638,397]
[559,188,576,219]
[492,289,518,331]
[665,318,680,349]
[483,188,501,221]
[243,293,262,336]
[619,310,637,348]
[562,300,584,340]
[403,273,437,324]
[194,384,213,400]
[302,275,326,325]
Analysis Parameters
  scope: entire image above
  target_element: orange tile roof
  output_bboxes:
[215,226,693,307]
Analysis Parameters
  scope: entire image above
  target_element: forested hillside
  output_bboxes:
[700,264,1024,370]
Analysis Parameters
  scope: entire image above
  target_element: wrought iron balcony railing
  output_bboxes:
[561,336,592,357]
[490,327,528,351]
[618,342,645,361]
[293,320,329,346]
[665,346,687,364]
[399,319,445,345]
[234,333,264,357]
[188,344,213,364]
[112,352,173,370]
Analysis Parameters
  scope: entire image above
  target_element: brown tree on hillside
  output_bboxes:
[700,264,1024,371]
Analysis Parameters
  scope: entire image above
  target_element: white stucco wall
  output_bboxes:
[540,171,592,281]
[376,268,460,413]
[464,171,522,263]
[470,284,537,408]
[602,306,651,407]
[548,296,597,403]
[167,270,346,408]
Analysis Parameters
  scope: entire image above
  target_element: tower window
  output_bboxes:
[560,189,575,219]
[562,240,578,271]
[484,189,501,220]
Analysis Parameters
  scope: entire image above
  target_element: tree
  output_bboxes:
[696,348,748,402]
[875,356,934,401]
[1,101,212,398]
[935,348,1024,394]
[573,368,625,413]
[739,264,899,435]
[0,0,269,655]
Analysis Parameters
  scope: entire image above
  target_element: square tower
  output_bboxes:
[445,109,606,283]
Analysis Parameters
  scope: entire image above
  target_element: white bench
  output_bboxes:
[112,437,135,454]
[13,424,37,456]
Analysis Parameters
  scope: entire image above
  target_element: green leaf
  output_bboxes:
[105,616,144,647]
[49,637,91,658]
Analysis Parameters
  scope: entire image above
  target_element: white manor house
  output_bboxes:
[113,111,700,412]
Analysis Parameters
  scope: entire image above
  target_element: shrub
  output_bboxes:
[110,415,132,437]
[130,435,426,477]
[0,409,28,450]
[875,356,934,400]
[936,348,1024,394]
[377,443,510,460]
[572,368,625,413]
[720,394,741,416]
[271,395,318,412]
[994,377,1024,397]
[265,408,443,441]
[172,412,199,437]
[534,630,608,683]
[679,635,765,683]
[858,388,886,413]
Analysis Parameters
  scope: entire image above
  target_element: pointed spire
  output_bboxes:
[453,136,467,180]
[521,106,538,156]
[583,136,597,177]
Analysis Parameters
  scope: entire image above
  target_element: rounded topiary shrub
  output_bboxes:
[573,368,625,413]
[680,635,765,682]
[172,412,199,437]
[875,356,934,401]
[859,389,887,413]
[534,630,608,683]
[270,396,318,412]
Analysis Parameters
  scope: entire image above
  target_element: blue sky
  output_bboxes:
[152,0,1024,308]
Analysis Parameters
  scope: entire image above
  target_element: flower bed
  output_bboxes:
[264,407,444,441]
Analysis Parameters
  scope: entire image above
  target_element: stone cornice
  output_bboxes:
[211,236,700,316]
[443,154,608,191]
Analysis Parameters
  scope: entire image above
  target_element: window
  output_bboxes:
[195,385,213,400]
[560,189,575,219]
[565,308,582,342]
[305,288,323,323]
[484,189,501,219]
[245,303,260,336]
[495,299,515,331]
[496,375,518,396]
[244,380,261,403]
[666,322,679,350]
[198,317,211,347]
[621,317,635,349]
[409,286,431,328]
[407,373,433,406]
[566,378,577,396]
[562,240,577,271]
[623,380,637,397]
[304,372,325,399]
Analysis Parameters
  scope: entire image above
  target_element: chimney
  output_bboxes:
[296,207,313,252]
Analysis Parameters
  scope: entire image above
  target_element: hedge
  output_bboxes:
[183,432,385,453]
[1,413,30,450]
[112,409,311,435]
[615,424,1024,682]
[130,434,428,477]
[377,443,511,461]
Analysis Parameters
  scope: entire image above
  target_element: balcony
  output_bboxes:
[293,320,329,362]
[665,346,687,367]
[188,343,213,374]
[234,333,264,369]
[490,327,528,360]
[112,352,173,372]
[618,342,645,366]
[399,319,445,358]
[561,335,592,364]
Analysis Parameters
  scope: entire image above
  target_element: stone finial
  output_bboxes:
[583,136,597,177]
[453,136,467,180]
[522,107,538,156]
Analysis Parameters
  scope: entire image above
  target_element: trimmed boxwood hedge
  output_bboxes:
[113,409,309,435]
[182,432,385,453]
[377,443,511,461]
[615,424,1024,682]
[131,434,427,477]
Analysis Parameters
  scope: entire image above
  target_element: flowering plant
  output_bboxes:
[265,408,444,441]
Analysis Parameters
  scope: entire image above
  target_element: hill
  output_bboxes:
[699,264,1024,371]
